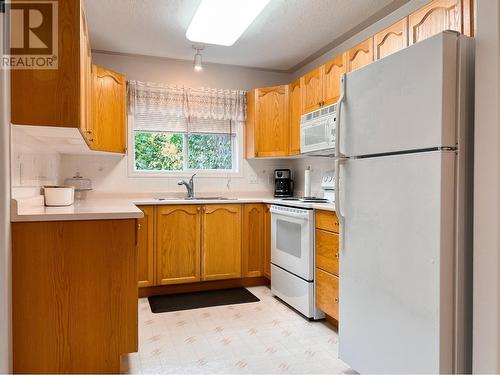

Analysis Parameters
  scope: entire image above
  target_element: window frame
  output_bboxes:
[127,121,244,178]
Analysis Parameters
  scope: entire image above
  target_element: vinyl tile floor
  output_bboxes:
[122,286,352,374]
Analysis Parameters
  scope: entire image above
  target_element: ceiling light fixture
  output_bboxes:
[186,0,271,46]
[193,45,204,72]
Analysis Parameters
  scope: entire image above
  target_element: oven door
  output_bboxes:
[271,205,314,281]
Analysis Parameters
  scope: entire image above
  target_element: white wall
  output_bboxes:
[473,0,500,372]
[93,52,291,91]
[0,11,12,373]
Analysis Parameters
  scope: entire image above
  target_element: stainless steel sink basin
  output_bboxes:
[186,197,231,200]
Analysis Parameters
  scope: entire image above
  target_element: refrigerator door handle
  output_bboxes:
[335,73,347,159]
[335,157,347,251]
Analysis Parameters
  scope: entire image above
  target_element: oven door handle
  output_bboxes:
[270,206,311,220]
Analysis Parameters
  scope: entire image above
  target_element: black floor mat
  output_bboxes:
[148,287,260,313]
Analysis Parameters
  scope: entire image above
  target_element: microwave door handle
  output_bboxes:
[335,74,347,159]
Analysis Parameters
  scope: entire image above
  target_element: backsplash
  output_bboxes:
[290,157,335,197]
[11,126,61,196]
[59,153,293,196]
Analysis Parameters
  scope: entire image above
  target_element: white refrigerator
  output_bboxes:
[335,31,474,374]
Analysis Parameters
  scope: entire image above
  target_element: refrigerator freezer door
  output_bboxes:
[339,32,460,157]
[338,151,457,374]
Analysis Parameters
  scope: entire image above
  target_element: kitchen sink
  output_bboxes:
[186,197,231,200]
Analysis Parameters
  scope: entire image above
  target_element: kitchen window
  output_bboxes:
[128,81,245,175]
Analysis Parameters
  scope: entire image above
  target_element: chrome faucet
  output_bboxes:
[177,173,196,198]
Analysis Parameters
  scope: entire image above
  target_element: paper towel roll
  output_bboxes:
[304,167,311,198]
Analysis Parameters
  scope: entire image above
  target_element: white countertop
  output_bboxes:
[11,195,335,222]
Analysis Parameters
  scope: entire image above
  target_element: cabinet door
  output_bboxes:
[137,206,155,288]
[408,0,462,45]
[301,67,323,114]
[255,86,289,157]
[202,205,242,281]
[374,18,408,60]
[316,269,339,320]
[264,205,271,279]
[289,79,302,155]
[91,65,127,153]
[347,38,374,72]
[323,53,347,106]
[156,205,201,285]
[242,204,264,277]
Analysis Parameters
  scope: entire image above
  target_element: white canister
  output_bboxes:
[44,186,75,207]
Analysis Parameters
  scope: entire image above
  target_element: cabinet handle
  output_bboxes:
[335,297,339,303]
[137,223,142,230]
[335,252,339,258]
[197,207,201,212]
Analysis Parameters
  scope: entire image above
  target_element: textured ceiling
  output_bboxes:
[84,0,399,71]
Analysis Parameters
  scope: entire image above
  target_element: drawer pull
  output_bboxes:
[335,297,339,303]
[335,252,339,258]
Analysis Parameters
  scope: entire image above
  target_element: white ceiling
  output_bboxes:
[84,0,399,71]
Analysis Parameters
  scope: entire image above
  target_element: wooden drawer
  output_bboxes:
[315,268,339,320]
[315,229,339,276]
[315,210,339,233]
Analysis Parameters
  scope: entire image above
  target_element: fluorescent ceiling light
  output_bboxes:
[186,0,271,46]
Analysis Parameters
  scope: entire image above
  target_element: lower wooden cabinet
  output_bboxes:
[137,203,270,288]
[156,205,202,285]
[242,204,265,277]
[315,229,339,276]
[202,205,242,281]
[264,204,272,279]
[316,268,339,321]
[137,206,155,287]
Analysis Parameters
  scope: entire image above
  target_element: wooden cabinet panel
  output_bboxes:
[323,53,347,106]
[12,219,137,373]
[315,210,339,233]
[137,206,155,288]
[264,204,271,279]
[91,65,127,153]
[80,4,93,146]
[374,18,408,60]
[242,204,264,277]
[316,269,339,320]
[202,204,242,281]
[409,0,462,45]
[347,38,374,72]
[315,229,339,276]
[289,79,302,155]
[11,0,83,128]
[301,67,323,114]
[156,205,201,285]
[246,86,289,158]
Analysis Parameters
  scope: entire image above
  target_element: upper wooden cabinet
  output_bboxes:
[156,205,202,285]
[323,53,348,106]
[91,65,127,153]
[137,206,155,288]
[202,204,242,281]
[300,52,347,116]
[11,0,88,129]
[80,5,93,145]
[289,79,302,155]
[374,18,409,60]
[246,85,289,158]
[242,204,265,278]
[409,0,463,45]
[347,38,374,72]
[301,67,323,114]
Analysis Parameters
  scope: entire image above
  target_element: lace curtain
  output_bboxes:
[128,80,246,134]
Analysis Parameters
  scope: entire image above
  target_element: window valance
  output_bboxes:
[128,80,246,135]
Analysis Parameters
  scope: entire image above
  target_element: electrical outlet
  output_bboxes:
[248,173,258,184]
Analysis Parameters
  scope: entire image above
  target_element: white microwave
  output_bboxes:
[300,103,336,156]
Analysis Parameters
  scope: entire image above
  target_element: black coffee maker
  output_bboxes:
[274,169,294,197]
